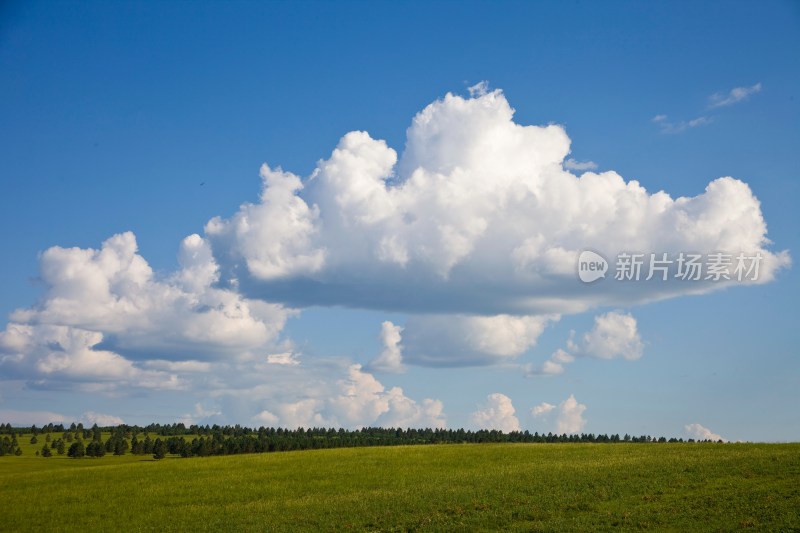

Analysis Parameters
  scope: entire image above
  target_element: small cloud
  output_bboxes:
[524,348,574,376]
[254,409,279,425]
[82,411,123,426]
[653,114,712,134]
[0,409,67,426]
[402,314,556,368]
[654,83,761,134]
[531,402,555,417]
[470,393,520,432]
[564,158,598,171]
[368,321,405,373]
[708,82,762,109]
[581,311,644,361]
[552,348,575,364]
[531,395,587,434]
[526,312,641,378]
[686,116,711,128]
[684,422,726,442]
[266,352,300,366]
[539,359,566,375]
[180,403,222,425]
[555,394,586,434]
[468,80,490,98]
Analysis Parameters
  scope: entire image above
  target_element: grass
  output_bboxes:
[1,439,799,531]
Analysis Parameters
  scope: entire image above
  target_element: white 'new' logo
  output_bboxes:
[578,250,608,283]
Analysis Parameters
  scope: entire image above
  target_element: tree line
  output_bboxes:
[0,422,725,459]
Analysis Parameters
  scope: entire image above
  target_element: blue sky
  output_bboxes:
[1,1,798,441]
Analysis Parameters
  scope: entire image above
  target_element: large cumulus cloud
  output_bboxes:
[11,232,290,359]
[0,231,291,391]
[206,87,789,316]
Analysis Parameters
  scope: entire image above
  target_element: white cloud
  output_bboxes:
[328,364,394,425]
[527,311,641,376]
[556,394,587,434]
[525,348,575,376]
[0,409,67,426]
[470,393,520,432]
[193,403,222,419]
[531,395,586,434]
[0,231,295,390]
[468,80,490,98]
[266,352,300,365]
[0,323,183,390]
[531,394,586,435]
[270,399,329,428]
[709,83,762,109]
[369,321,405,373]
[652,114,711,134]
[328,364,445,428]
[538,360,565,376]
[581,311,644,360]
[12,232,291,359]
[214,361,446,429]
[655,83,762,134]
[253,409,279,426]
[82,411,124,426]
[205,165,326,280]
[531,402,555,417]
[552,348,575,364]
[564,158,598,171]
[684,423,726,442]
[144,360,212,373]
[383,394,445,429]
[180,403,223,426]
[207,88,786,317]
[402,314,556,367]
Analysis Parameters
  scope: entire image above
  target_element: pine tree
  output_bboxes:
[143,435,153,454]
[41,444,52,457]
[86,441,105,458]
[152,438,167,460]
[67,441,85,458]
[113,438,129,456]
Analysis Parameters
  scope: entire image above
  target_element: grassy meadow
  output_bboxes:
[1,437,799,531]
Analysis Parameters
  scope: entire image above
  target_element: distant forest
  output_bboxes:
[0,422,725,459]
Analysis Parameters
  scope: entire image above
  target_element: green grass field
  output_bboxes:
[2,438,798,531]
